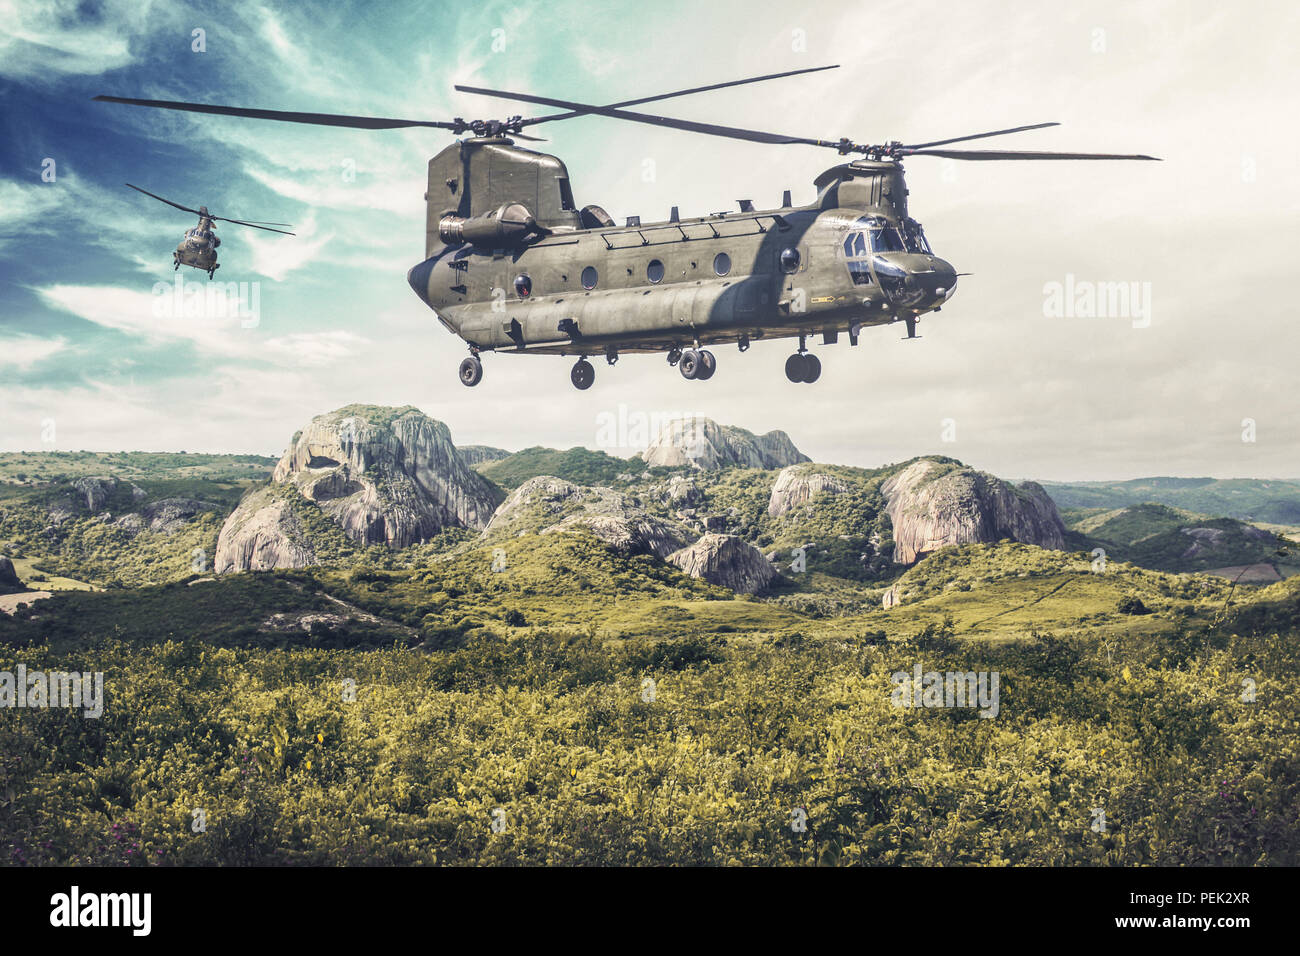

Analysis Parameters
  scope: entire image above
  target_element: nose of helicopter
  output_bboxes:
[873,254,958,311]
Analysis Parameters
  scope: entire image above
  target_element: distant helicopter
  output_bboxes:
[97,66,1156,384]
[123,183,295,279]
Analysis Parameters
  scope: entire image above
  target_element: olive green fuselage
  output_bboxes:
[407,138,956,357]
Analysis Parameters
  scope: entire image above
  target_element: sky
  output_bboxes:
[1,0,1297,481]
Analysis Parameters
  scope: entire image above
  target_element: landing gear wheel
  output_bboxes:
[667,347,682,366]
[174,259,180,271]
[696,349,716,380]
[459,356,483,387]
[785,353,808,383]
[801,353,821,383]
[678,348,701,380]
[571,358,595,390]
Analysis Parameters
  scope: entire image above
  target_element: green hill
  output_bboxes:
[1042,477,1300,524]
[475,446,650,489]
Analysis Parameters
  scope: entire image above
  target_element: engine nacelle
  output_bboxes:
[438,202,537,247]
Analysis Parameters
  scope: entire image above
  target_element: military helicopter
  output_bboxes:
[96,67,1156,386]
[123,183,295,279]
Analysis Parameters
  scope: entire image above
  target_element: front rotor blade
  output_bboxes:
[94,95,458,130]
[519,64,840,128]
[903,147,1161,161]
[124,183,203,216]
[212,216,296,235]
[903,122,1060,150]
[456,85,828,147]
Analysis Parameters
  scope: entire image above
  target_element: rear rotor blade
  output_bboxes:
[95,95,458,130]
[124,183,203,216]
[903,147,1161,160]
[903,122,1059,150]
[519,64,840,127]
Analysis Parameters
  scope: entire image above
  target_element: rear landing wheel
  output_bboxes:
[785,353,807,383]
[667,347,682,366]
[802,353,821,383]
[459,356,483,387]
[571,358,595,390]
[696,349,716,380]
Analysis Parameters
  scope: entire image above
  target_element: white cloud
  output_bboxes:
[0,0,169,79]
[0,334,67,369]
[33,282,368,366]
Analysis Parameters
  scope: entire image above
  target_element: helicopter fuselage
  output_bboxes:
[407,139,956,375]
[174,216,221,274]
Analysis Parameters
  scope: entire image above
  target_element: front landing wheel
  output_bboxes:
[459,356,483,387]
[571,358,595,390]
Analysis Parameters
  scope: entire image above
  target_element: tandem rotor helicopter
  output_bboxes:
[123,183,295,279]
[96,65,1157,388]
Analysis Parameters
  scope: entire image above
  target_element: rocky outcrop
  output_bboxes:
[663,475,704,508]
[882,459,1066,564]
[458,444,511,466]
[216,405,502,572]
[767,464,850,517]
[642,418,809,470]
[0,556,22,589]
[214,486,318,574]
[69,476,145,511]
[666,533,779,593]
[484,476,691,558]
[114,498,215,537]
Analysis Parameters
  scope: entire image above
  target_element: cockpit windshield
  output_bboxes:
[900,219,933,255]
[843,217,934,258]
[869,222,906,254]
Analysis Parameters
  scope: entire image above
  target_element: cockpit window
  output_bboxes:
[900,219,933,255]
[869,222,906,254]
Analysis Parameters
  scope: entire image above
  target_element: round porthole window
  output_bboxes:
[581,266,598,290]
[647,259,665,283]
[514,274,532,297]
[713,252,731,277]
[779,247,801,274]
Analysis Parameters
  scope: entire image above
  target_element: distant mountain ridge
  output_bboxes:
[1041,477,1300,524]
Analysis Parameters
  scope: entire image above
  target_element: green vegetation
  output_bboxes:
[1063,503,1291,575]
[0,451,275,484]
[1043,477,1300,525]
[475,446,650,489]
[2,563,1296,864]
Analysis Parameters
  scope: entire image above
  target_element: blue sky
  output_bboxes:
[1,0,1297,481]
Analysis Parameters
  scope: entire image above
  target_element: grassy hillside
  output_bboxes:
[2,542,1296,865]
[0,451,275,484]
[474,446,651,489]
[1062,503,1292,576]
[0,476,261,588]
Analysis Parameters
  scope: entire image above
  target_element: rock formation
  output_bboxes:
[484,475,691,558]
[216,405,501,572]
[642,418,808,470]
[666,533,779,593]
[0,556,22,590]
[767,464,851,517]
[214,486,319,574]
[882,459,1066,564]
[458,444,512,466]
